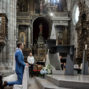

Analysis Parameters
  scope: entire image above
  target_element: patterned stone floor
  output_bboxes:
[47,75,89,83]
[4,77,39,89]
[28,77,39,89]
[4,75,89,89]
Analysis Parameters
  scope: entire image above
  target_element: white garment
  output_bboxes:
[22,66,29,89]
[27,56,35,64]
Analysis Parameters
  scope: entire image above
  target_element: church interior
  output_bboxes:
[0,0,89,89]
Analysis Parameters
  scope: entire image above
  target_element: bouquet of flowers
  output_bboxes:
[40,64,52,75]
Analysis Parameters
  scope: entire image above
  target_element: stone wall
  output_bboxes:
[70,0,89,59]
[0,0,17,72]
[70,0,79,47]
[7,0,17,68]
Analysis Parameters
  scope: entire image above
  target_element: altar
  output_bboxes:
[33,24,47,72]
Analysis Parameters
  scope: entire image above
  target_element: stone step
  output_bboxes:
[1,72,15,77]
[35,77,71,89]
[28,78,40,89]
[52,70,65,75]
[4,86,13,89]
[46,75,89,89]
[0,67,14,77]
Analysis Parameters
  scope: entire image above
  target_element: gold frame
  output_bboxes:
[19,32,26,45]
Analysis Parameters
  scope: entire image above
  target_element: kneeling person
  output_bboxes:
[3,42,29,88]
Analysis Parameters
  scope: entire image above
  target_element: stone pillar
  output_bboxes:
[28,26,31,48]
[2,0,5,13]
[0,0,2,13]
[0,47,3,65]
[7,0,17,68]
[82,50,89,75]
[50,23,56,39]
[63,27,68,45]
[31,25,33,45]
[16,25,19,42]
[29,0,34,14]
[67,0,72,11]
[0,0,17,72]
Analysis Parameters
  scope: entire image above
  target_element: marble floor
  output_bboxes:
[28,77,39,89]
[4,75,89,89]
[4,77,39,89]
[47,75,89,83]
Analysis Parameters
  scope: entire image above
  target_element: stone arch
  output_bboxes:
[33,16,50,44]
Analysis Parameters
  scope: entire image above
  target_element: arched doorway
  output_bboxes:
[32,17,50,64]
[33,17,49,45]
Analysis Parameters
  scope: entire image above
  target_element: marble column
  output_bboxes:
[0,0,2,13]
[50,23,56,39]
[67,0,72,11]
[16,25,19,42]
[0,0,17,71]
[7,0,17,69]
[28,26,31,48]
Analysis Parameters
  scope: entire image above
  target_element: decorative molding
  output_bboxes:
[0,13,7,46]
[76,1,89,61]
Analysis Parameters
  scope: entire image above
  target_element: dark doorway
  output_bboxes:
[33,17,49,44]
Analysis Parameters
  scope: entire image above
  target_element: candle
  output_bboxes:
[85,44,87,50]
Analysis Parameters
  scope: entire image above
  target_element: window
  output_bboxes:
[73,5,80,25]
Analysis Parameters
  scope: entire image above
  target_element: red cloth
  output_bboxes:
[33,70,40,72]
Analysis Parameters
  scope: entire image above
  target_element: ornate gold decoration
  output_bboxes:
[76,1,89,61]
[0,13,7,46]
[19,32,26,45]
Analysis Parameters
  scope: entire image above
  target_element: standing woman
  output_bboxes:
[27,52,35,77]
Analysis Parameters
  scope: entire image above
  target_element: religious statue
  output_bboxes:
[37,24,44,46]
[19,32,26,45]
[36,24,46,62]
[21,35,24,43]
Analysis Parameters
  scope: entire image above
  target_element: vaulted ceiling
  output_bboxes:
[17,0,67,12]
